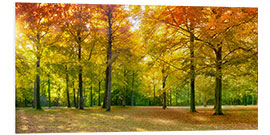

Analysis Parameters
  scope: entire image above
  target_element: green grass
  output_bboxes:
[16,105,258,133]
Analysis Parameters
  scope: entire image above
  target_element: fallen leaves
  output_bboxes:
[16,106,258,133]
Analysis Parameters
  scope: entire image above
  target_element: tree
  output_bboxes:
[197,7,258,115]
[98,5,134,111]
[16,3,63,109]
[61,4,97,109]
[142,6,206,112]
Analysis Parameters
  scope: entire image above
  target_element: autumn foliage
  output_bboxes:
[15,3,257,117]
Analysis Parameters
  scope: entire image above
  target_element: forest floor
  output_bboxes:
[16,105,258,133]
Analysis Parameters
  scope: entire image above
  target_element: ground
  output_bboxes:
[16,105,258,133]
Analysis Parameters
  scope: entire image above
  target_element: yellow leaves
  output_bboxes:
[21,126,29,131]
[57,125,65,129]
[38,126,45,129]
[60,3,65,8]
[15,106,258,133]
[40,3,48,7]
[135,128,146,131]
[40,18,48,23]
[68,9,74,16]
[23,23,28,29]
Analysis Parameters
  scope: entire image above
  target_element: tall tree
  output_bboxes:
[16,3,63,109]
[99,5,133,111]
[197,7,258,114]
[61,4,97,109]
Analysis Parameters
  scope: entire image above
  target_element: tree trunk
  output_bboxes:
[106,7,113,112]
[122,87,126,107]
[131,71,135,106]
[93,98,96,106]
[98,80,101,106]
[175,91,178,106]
[78,36,84,109]
[162,74,168,110]
[214,45,223,115]
[83,88,85,108]
[187,88,190,105]
[153,84,156,104]
[35,57,41,110]
[252,95,254,105]
[102,77,107,108]
[73,85,76,108]
[33,81,36,108]
[170,88,172,106]
[24,97,27,107]
[76,89,79,109]
[214,88,217,109]
[35,34,42,110]
[190,32,196,112]
[131,90,134,106]
[244,95,247,106]
[203,96,207,107]
[90,84,93,107]
[66,66,71,108]
[163,91,166,110]
[47,79,51,108]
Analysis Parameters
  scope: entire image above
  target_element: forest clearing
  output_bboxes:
[16,106,258,133]
[15,3,258,133]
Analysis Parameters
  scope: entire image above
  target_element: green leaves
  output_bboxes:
[15,4,257,107]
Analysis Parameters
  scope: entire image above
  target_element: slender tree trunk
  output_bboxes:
[122,86,126,107]
[162,74,168,110]
[73,84,76,108]
[131,71,135,106]
[203,96,207,107]
[214,45,223,115]
[78,36,84,109]
[35,57,41,109]
[66,66,71,108]
[175,90,178,106]
[244,95,248,106]
[106,7,113,112]
[102,77,107,108]
[35,34,42,110]
[190,32,196,112]
[170,88,172,106]
[76,89,79,109]
[83,88,85,108]
[24,97,27,107]
[123,70,128,107]
[98,80,101,106]
[187,87,190,105]
[131,90,134,106]
[79,68,83,109]
[47,79,51,108]
[252,95,254,105]
[33,81,36,108]
[163,92,166,109]
[153,84,156,104]
[90,84,93,107]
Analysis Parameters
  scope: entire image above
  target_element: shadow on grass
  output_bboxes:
[16,106,258,133]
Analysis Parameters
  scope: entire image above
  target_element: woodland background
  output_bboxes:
[15,4,257,116]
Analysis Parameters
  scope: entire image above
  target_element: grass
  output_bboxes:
[16,105,258,133]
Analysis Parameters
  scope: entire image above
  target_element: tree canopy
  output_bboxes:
[15,3,258,115]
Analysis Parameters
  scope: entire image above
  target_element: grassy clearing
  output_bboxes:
[16,105,257,133]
